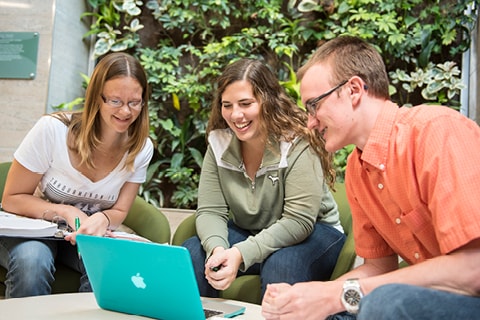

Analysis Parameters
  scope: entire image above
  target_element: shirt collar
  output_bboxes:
[221,132,284,169]
[360,101,399,170]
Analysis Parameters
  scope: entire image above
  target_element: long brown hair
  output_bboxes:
[208,58,335,188]
[53,52,150,171]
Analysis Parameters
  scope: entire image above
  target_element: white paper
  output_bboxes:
[0,211,58,237]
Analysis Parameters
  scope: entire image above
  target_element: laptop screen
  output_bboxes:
[76,234,245,319]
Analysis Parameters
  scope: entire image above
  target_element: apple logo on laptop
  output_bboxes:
[131,273,147,289]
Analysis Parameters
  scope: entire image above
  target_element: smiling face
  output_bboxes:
[220,80,265,145]
[301,63,356,152]
[99,76,143,136]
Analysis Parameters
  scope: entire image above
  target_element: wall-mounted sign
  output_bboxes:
[0,32,40,79]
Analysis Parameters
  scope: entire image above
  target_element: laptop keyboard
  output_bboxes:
[204,308,223,318]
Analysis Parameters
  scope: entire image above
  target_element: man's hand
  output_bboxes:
[262,281,344,320]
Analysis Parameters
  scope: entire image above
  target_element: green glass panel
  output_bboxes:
[0,32,40,79]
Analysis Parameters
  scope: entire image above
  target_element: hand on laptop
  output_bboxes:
[205,247,243,290]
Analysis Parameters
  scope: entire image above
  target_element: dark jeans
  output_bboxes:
[327,283,480,320]
[183,221,345,299]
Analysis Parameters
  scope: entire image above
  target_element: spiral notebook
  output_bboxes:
[76,234,245,319]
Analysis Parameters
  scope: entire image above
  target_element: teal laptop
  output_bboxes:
[76,234,246,319]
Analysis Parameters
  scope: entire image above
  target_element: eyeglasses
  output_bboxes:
[305,80,348,116]
[101,94,144,110]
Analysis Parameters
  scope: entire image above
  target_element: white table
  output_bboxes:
[0,292,264,319]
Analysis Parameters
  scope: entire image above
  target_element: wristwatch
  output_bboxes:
[341,278,363,314]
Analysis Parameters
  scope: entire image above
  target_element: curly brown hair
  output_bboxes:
[207,58,335,188]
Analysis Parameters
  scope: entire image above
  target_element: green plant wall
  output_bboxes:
[75,0,478,208]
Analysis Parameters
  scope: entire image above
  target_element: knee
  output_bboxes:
[9,242,55,275]
[182,237,206,269]
[5,241,55,297]
[182,236,201,251]
[262,251,290,274]
[358,284,407,320]
[261,251,302,284]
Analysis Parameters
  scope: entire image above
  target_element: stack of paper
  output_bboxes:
[106,231,151,242]
[0,211,58,238]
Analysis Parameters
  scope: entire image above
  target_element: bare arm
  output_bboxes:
[359,238,480,297]
[336,254,399,281]
[92,181,139,230]
[3,159,139,242]
[65,181,139,244]
[262,239,480,320]
[2,159,87,225]
[262,254,399,319]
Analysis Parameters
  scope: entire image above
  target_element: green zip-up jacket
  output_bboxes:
[196,129,342,271]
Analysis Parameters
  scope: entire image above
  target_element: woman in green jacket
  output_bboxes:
[183,58,345,299]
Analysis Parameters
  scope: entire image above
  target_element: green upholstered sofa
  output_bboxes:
[0,161,171,296]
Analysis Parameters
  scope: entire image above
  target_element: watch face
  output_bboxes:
[345,289,361,306]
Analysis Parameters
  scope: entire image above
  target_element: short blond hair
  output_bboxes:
[298,35,390,100]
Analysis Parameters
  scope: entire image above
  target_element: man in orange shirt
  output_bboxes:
[262,35,480,320]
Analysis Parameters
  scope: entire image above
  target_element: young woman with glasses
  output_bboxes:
[0,52,153,298]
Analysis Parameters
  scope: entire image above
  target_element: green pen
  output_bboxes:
[75,216,81,258]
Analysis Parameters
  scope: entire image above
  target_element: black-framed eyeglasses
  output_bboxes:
[305,80,348,116]
[101,94,144,110]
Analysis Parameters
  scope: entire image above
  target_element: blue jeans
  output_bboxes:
[327,283,480,320]
[183,221,345,299]
[0,237,91,298]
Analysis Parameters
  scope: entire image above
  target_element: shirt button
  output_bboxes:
[414,252,420,259]
[379,164,385,170]
[378,183,384,189]
[395,218,401,224]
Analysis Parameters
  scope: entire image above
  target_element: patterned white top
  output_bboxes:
[14,115,153,215]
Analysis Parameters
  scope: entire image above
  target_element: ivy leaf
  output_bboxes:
[297,0,319,12]
[111,42,129,52]
[94,39,111,56]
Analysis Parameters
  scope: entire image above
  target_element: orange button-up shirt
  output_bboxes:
[346,102,480,265]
